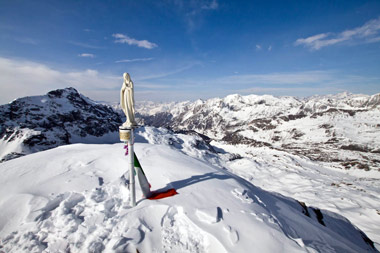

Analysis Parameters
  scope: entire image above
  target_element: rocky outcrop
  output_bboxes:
[0,87,122,162]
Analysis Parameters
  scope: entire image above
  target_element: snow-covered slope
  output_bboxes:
[138,92,380,171]
[0,88,122,162]
[0,129,377,252]
[1,88,379,252]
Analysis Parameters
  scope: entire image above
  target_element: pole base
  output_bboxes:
[119,127,131,141]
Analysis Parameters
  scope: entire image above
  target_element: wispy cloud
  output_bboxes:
[0,57,120,104]
[115,58,153,63]
[256,44,273,52]
[135,61,201,81]
[1,56,377,104]
[137,70,379,101]
[201,0,218,10]
[235,86,346,98]
[295,17,380,50]
[14,37,39,45]
[112,34,158,49]
[136,70,341,91]
[367,36,380,43]
[186,0,219,15]
[213,71,333,85]
[68,41,104,49]
[78,53,95,58]
[172,0,219,31]
[136,83,172,89]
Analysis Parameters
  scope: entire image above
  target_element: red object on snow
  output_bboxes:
[148,188,178,200]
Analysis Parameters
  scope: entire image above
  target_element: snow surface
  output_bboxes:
[212,141,380,246]
[0,127,378,252]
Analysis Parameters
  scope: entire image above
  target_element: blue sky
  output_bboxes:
[0,0,379,103]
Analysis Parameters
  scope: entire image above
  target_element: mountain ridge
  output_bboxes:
[2,88,379,171]
[0,87,122,162]
[137,92,380,171]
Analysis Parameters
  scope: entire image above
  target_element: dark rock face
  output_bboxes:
[137,112,173,128]
[0,87,122,162]
[221,131,271,147]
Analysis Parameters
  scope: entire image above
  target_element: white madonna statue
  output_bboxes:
[120,73,137,128]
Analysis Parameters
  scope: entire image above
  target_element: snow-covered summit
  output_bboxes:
[0,129,377,252]
[302,92,380,112]
[0,87,122,162]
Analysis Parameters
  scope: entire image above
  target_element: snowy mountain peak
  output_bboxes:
[47,87,79,97]
[0,87,122,162]
[224,93,242,102]
[368,93,380,107]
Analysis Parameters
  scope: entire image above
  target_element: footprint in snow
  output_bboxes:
[161,206,207,252]
[223,225,239,244]
[91,187,108,203]
[231,188,254,204]
[195,206,223,224]
[103,198,119,218]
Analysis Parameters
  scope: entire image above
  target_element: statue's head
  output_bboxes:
[123,73,130,82]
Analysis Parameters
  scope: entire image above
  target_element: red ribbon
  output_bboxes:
[124,144,128,156]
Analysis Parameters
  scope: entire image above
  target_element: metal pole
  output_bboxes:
[129,128,136,207]
[120,72,138,207]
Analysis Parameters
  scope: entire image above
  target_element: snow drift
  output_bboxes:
[0,130,376,252]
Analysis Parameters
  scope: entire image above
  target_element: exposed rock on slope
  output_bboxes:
[0,88,122,162]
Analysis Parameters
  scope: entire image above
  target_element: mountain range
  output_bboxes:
[136,92,380,172]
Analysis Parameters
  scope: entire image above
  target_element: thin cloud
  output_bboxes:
[295,17,380,50]
[138,71,340,91]
[14,37,39,45]
[112,34,158,49]
[256,44,262,50]
[115,58,153,63]
[201,0,218,10]
[2,57,377,105]
[235,86,346,98]
[78,53,95,58]
[213,71,333,85]
[136,82,172,89]
[195,71,380,98]
[69,41,105,49]
[367,36,380,43]
[135,62,201,81]
[0,57,120,104]
[174,0,219,31]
